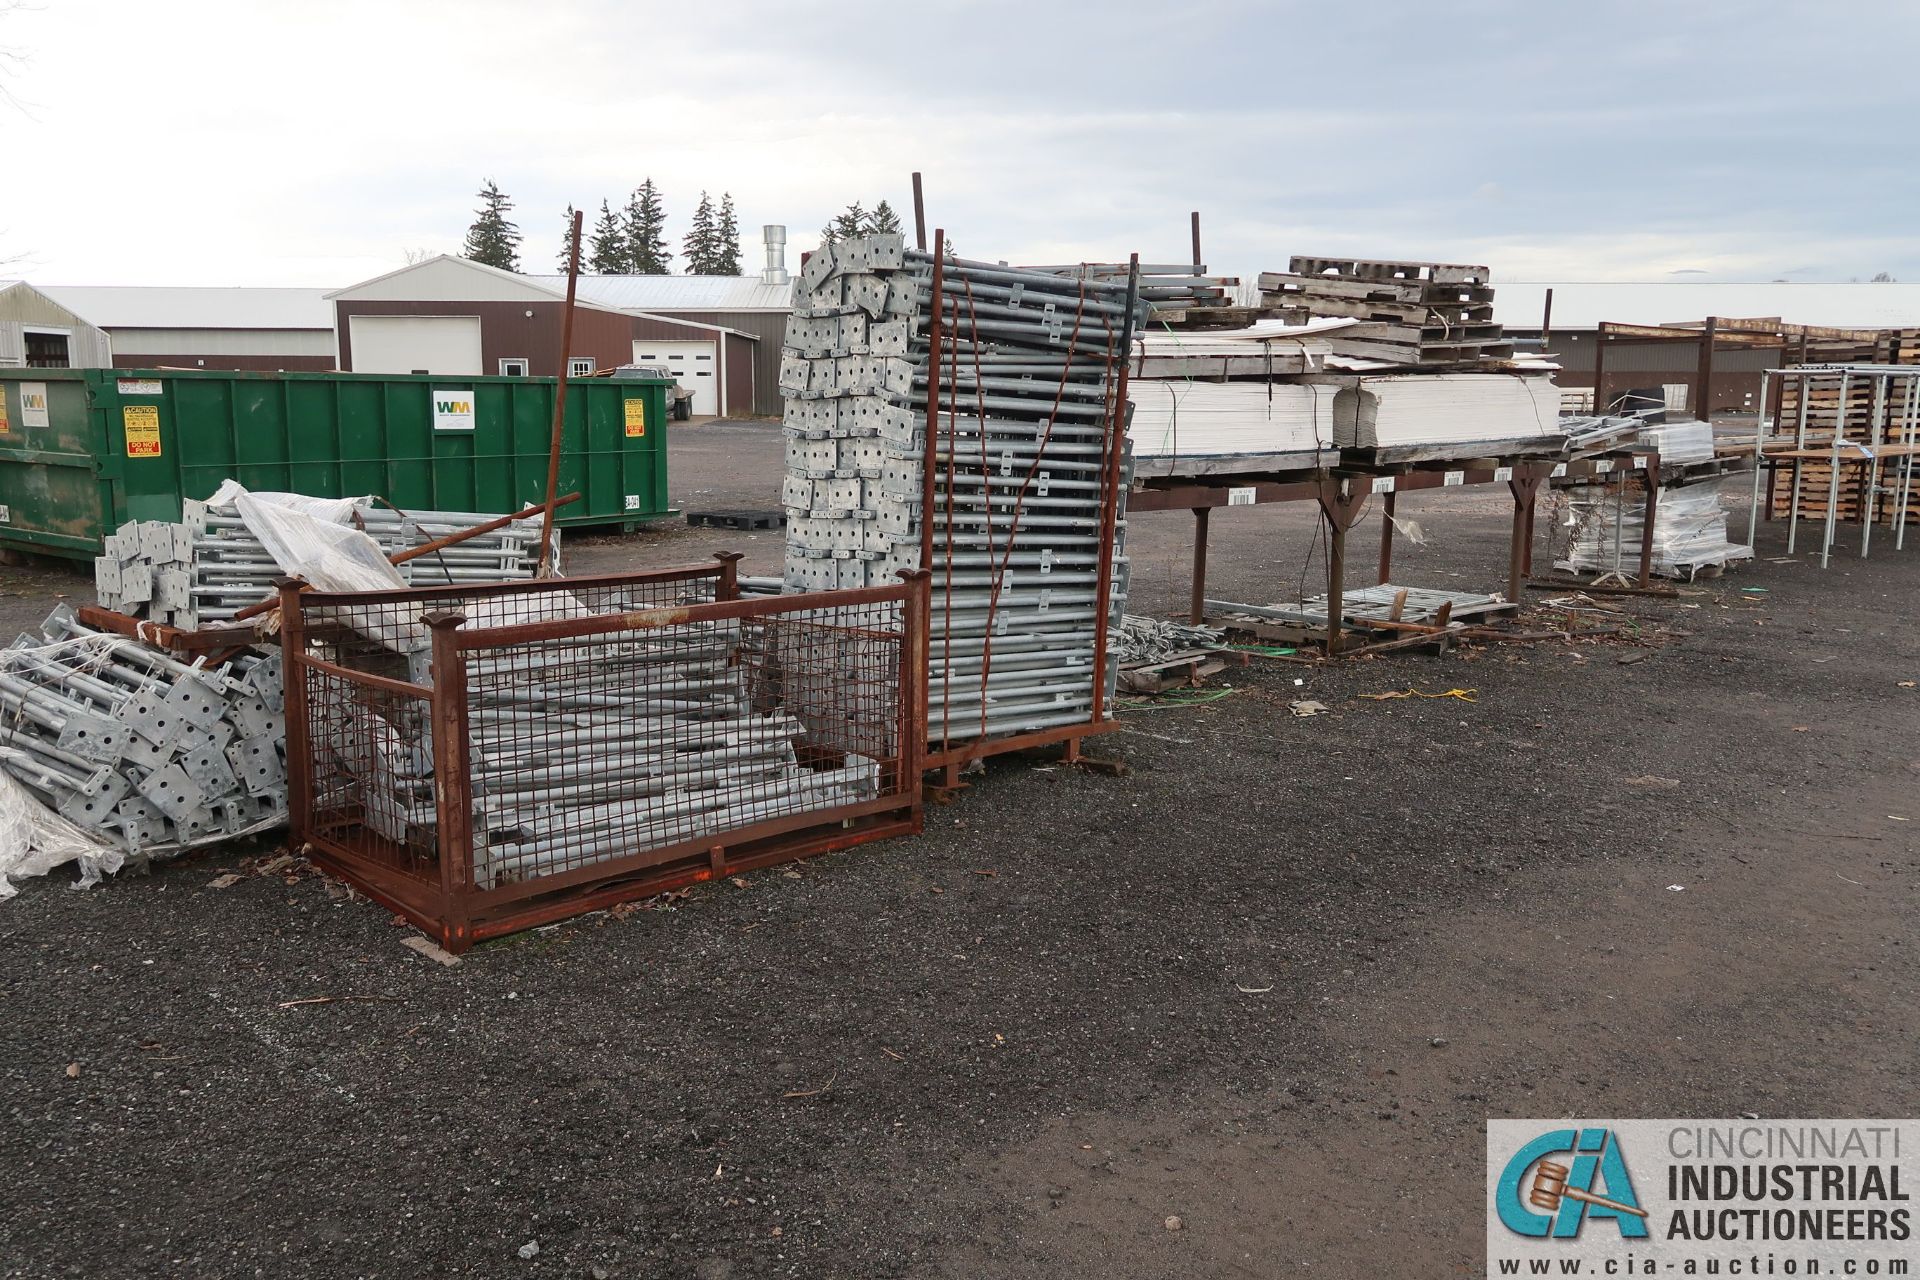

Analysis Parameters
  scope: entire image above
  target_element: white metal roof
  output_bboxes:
[37,284,334,330]
[1496,282,1920,331]
[533,274,793,313]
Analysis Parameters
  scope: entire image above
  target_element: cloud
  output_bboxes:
[2,0,1916,287]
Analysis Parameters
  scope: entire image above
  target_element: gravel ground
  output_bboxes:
[1,419,1915,1278]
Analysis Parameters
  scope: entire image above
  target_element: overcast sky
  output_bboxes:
[4,0,1916,289]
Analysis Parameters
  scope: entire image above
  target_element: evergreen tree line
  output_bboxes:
[819,200,904,245]
[461,181,908,275]
[461,178,743,276]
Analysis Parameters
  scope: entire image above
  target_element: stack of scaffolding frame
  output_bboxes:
[1749,365,1920,567]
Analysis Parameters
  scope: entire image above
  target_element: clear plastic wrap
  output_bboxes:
[0,765,125,899]
[1557,476,1754,578]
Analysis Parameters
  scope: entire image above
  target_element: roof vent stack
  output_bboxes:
[762,225,789,287]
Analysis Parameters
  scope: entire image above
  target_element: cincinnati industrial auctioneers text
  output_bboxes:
[1665,1125,1910,1244]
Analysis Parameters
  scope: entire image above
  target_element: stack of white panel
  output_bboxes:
[1129,381,1340,477]
[1324,373,1565,456]
[778,234,1143,740]
[1125,319,1346,476]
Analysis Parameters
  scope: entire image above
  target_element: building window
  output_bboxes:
[568,357,596,377]
[24,330,71,368]
[498,357,529,376]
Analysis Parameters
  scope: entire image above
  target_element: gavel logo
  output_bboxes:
[1528,1160,1650,1220]
[1494,1126,1651,1240]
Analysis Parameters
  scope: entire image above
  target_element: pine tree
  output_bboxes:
[682,191,716,274]
[461,179,521,271]
[588,200,626,274]
[556,204,579,271]
[624,179,671,273]
[868,200,903,236]
[713,193,742,275]
[820,202,867,247]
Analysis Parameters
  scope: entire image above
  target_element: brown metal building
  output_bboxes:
[330,255,788,417]
[1497,282,1920,413]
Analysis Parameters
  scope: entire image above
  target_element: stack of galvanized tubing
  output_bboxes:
[0,606,285,850]
[777,232,1146,746]
[95,500,554,630]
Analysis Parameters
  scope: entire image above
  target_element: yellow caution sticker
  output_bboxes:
[623,398,647,438]
[124,404,162,457]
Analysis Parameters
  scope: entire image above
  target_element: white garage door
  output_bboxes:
[350,315,484,375]
[633,339,718,415]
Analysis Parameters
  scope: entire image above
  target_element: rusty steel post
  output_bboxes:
[897,568,932,792]
[911,173,927,252]
[1521,481,1539,576]
[1541,287,1554,349]
[537,207,586,577]
[1592,322,1610,414]
[1694,317,1718,419]
[1506,470,1543,602]
[1190,211,1202,267]
[1189,506,1210,625]
[276,577,313,854]
[712,550,744,600]
[1317,479,1364,655]
[1089,255,1141,723]
[424,610,475,952]
[1638,453,1661,587]
[1378,489,1396,584]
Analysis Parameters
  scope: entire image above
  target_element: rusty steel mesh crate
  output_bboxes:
[281,560,928,950]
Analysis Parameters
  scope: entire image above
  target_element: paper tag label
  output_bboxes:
[1633,456,1649,468]
[624,494,640,511]
[1551,463,1569,477]
[0,394,9,435]
[1227,486,1256,506]
[1594,460,1615,474]
[431,389,476,432]
[117,379,163,396]
[1443,470,1465,486]
[1493,466,1514,482]
[0,505,10,523]
[623,398,647,438]
[123,404,162,457]
[20,382,49,429]
[1370,476,1396,493]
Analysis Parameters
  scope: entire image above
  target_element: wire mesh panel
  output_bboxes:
[284,563,925,950]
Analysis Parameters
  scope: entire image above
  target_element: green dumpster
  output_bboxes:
[0,368,673,559]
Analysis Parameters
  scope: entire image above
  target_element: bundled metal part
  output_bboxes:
[95,498,557,629]
[777,234,1147,746]
[1114,614,1226,665]
[1022,261,1240,321]
[1557,476,1754,579]
[1561,414,1648,458]
[0,605,286,851]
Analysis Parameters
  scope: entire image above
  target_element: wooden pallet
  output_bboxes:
[1259,290,1494,327]
[686,509,787,531]
[1286,256,1490,286]
[1117,648,1244,694]
[1258,257,1509,366]
[1768,463,1920,524]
